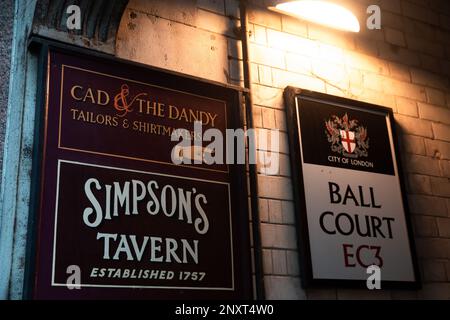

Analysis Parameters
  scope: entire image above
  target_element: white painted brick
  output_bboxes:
[401,134,425,155]
[425,139,450,159]
[402,1,439,26]
[308,24,355,51]
[252,84,284,109]
[264,276,306,299]
[379,0,402,14]
[271,69,325,92]
[281,201,295,225]
[252,106,263,128]
[281,15,307,37]
[426,88,447,107]
[345,51,390,75]
[312,61,347,85]
[278,153,291,177]
[396,97,418,117]
[385,28,406,47]
[404,154,441,176]
[258,175,293,200]
[408,194,448,217]
[274,109,287,132]
[256,128,288,153]
[285,53,311,75]
[422,260,447,282]
[267,29,319,57]
[257,64,272,86]
[432,123,450,141]
[248,5,281,30]
[408,20,436,39]
[406,34,444,58]
[354,37,378,56]
[416,238,450,259]
[411,68,448,90]
[350,86,396,110]
[378,42,420,66]
[268,199,282,223]
[419,283,450,299]
[389,62,411,82]
[430,176,450,197]
[413,215,438,237]
[286,250,299,276]
[363,73,384,92]
[419,53,441,74]
[271,249,287,275]
[318,43,344,64]
[258,198,269,222]
[260,223,297,249]
[251,24,267,45]
[250,43,285,69]
[382,77,427,101]
[440,160,450,178]
[408,173,432,194]
[436,217,450,237]
[381,11,404,30]
[394,114,433,138]
[262,248,273,274]
[418,103,450,125]
[261,106,275,128]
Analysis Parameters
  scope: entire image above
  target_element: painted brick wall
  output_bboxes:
[116,0,450,299]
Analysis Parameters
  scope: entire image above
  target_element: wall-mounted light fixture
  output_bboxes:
[269,0,360,32]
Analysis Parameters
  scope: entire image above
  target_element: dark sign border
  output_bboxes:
[24,37,253,299]
[284,86,421,289]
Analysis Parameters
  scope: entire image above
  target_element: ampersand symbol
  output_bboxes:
[114,84,146,117]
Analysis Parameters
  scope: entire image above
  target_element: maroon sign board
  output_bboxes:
[30,44,252,299]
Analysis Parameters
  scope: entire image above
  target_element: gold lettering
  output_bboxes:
[137,98,146,113]
[169,105,179,119]
[97,90,110,106]
[179,108,188,122]
[70,85,83,101]
[83,88,95,103]
[209,113,218,127]
[157,103,165,117]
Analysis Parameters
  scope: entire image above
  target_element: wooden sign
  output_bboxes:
[31,45,252,299]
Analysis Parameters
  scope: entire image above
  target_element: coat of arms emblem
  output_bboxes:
[325,113,369,158]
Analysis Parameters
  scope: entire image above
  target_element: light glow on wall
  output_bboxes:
[269,0,360,33]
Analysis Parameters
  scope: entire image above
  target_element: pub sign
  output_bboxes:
[31,44,252,299]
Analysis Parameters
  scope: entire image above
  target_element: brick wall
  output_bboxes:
[116,0,450,299]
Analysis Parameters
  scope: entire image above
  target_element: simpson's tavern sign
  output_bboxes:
[31,45,251,299]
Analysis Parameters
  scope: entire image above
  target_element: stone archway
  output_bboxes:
[32,0,129,53]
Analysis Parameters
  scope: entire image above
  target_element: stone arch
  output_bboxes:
[32,0,129,53]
